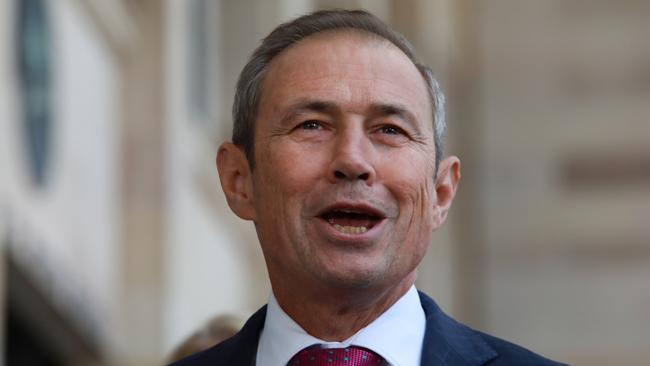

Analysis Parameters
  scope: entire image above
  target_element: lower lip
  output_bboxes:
[314,217,387,244]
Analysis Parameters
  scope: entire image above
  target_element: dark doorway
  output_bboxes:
[5,255,104,366]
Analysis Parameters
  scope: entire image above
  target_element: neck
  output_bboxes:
[272,272,416,341]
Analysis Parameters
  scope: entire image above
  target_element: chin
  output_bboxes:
[314,263,391,291]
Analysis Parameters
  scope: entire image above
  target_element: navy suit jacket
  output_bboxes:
[170,292,566,365]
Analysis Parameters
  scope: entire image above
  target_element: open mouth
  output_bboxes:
[319,207,384,235]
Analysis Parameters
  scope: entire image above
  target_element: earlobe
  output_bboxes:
[433,156,461,227]
[216,143,256,220]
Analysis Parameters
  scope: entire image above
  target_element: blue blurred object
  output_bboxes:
[15,0,53,188]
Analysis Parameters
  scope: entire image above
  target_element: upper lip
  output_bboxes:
[316,202,387,219]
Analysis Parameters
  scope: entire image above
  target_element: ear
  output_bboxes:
[432,156,461,229]
[216,143,256,221]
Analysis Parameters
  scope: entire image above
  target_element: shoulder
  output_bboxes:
[168,334,254,366]
[477,331,568,366]
[418,291,567,366]
[168,306,267,366]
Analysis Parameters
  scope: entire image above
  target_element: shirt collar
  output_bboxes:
[256,285,425,366]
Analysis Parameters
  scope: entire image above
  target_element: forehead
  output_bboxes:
[257,31,432,128]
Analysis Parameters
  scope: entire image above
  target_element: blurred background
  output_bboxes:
[1,0,649,365]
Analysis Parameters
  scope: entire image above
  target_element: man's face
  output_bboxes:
[241,32,454,292]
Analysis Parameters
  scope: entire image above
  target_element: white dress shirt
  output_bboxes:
[256,285,426,366]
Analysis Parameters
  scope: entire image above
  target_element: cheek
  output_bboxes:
[382,153,437,227]
[272,141,329,187]
[254,142,325,217]
[384,150,436,195]
[258,144,300,188]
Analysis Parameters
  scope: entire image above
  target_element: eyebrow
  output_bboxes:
[369,103,419,127]
[280,99,420,128]
[279,100,339,123]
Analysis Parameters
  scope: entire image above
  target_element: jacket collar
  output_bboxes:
[418,291,497,366]
[213,305,266,366]
[215,292,497,366]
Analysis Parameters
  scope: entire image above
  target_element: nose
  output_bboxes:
[328,127,376,184]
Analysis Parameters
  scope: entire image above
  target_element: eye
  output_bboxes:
[373,124,411,146]
[379,125,404,135]
[298,120,322,130]
[291,120,331,141]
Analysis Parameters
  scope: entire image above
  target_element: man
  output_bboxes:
[172,9,565,366]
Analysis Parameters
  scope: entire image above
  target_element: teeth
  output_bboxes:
[332,224,368,234]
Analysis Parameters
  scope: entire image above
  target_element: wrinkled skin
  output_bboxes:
[217,31,460,339]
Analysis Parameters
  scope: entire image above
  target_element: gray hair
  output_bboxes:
[232,9,446,174]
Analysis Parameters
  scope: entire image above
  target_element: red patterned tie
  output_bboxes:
[288,345,388,366]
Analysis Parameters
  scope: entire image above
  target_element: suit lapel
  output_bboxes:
[419,292,497,366]
[227,293,497,366]
[216,305,267,366]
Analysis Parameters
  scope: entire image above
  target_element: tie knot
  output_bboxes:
[288,345,387,366]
